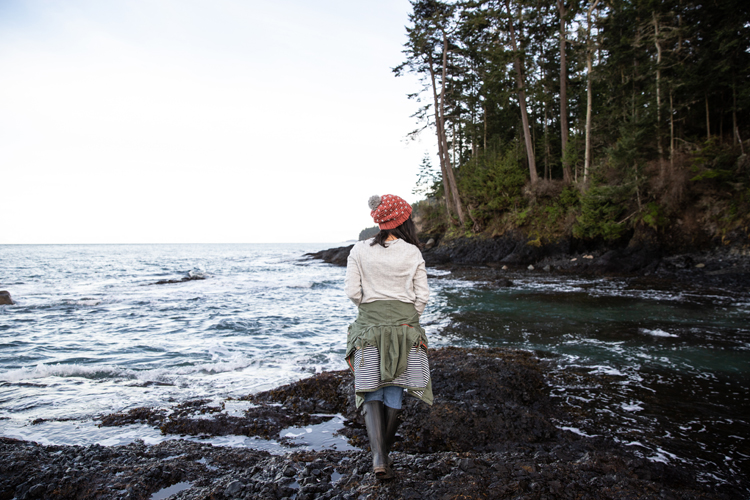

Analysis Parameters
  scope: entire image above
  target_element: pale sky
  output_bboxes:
[0,0,434,244]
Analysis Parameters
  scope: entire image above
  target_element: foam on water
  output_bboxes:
[640,328,679,338]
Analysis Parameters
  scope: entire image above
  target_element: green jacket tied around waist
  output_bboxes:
[346,300,432,407]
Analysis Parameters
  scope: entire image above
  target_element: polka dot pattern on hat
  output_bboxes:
[370,194,412,230]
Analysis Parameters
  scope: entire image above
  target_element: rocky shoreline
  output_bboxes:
[2,348,744,499]
[304,231,750,290]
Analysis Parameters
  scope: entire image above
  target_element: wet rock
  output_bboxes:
[1,347,744,500]
[0,291,13,305]
[589,245,661,274]
[224,480,244,496]
[491,278,513,287]
[152,271,207,285]
[425,238,436,250]
[304,245,354,267]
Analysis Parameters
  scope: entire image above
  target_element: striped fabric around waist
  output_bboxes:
[352,344,430,398]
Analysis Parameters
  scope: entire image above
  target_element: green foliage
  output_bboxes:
[413,153,443,198]
[412,198,447,235]
[559,186,579,208]
[689,139,739,183]
[608,119,652,174]
[457,145,527,225]
[640,202,667,231]
[562,136,582,175]
[510,186,580,238]
[399,0,750,243]
[573,186,627,241]
[513,207,531,226]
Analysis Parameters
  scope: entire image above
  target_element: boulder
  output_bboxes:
[304,245,354,267]
[153,274,207,285]
[0,291,13,305]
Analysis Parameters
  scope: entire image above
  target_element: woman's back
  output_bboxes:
[345,238,428,314]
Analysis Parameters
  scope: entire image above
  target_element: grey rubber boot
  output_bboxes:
[362,401,389,478]
[384,406,401,464]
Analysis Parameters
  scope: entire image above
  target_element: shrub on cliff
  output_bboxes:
[457,146,527,229]
[572,185,628,241]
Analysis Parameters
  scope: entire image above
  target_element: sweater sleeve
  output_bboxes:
[344,244,362,306]
[413,258,429,315]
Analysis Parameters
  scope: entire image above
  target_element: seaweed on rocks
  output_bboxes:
[395,348,559,453]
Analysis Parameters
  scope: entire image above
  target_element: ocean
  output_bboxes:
[1,243,748,489]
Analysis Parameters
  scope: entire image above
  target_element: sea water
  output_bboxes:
[0,244,748,489]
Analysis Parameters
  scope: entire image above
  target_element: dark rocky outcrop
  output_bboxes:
[151,271,207,285]
[304,228,749,288]
[0,436,724,500]
[0,291,13,305]
[304,245,354,267]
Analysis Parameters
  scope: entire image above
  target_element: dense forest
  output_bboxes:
[397,0,750,250]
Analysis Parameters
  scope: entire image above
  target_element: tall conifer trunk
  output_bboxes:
[557,0,572,183]
[653,12,664,174]
[504,0,538,187]
[670,91,675,171]
[428,41,465,226]
[428,55,455,221]
[439,31,465,225]
[583,0,599,186]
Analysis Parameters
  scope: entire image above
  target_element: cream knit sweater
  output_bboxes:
[344,238,429,315]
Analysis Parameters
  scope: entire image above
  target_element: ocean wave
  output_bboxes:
[287,282,314,288]
[213,318,260,332]
[0,363,126,382]
[62,298,103,307]
[0,355,260,383]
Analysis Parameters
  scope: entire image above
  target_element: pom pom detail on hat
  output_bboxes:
[368,195,382,211]
[370,194,412,230]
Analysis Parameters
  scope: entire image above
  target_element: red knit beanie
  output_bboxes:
[368,194,412,230]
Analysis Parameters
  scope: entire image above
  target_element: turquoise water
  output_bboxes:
[423,273,749,491]
[0,244,748,489]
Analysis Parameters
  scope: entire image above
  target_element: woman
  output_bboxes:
[344,194,432,480]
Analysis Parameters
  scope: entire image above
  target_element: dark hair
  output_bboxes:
[370,216,420,248]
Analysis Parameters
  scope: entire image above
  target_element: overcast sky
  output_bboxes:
[0,0,434,244]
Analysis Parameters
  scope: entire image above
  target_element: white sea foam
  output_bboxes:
[63,298,102,306]
[648,447,680,464]
[622,401,644,412]
[588,365,626,377]
[0,363,125,382]
[559,426,598,437]
[640,328,678,338]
